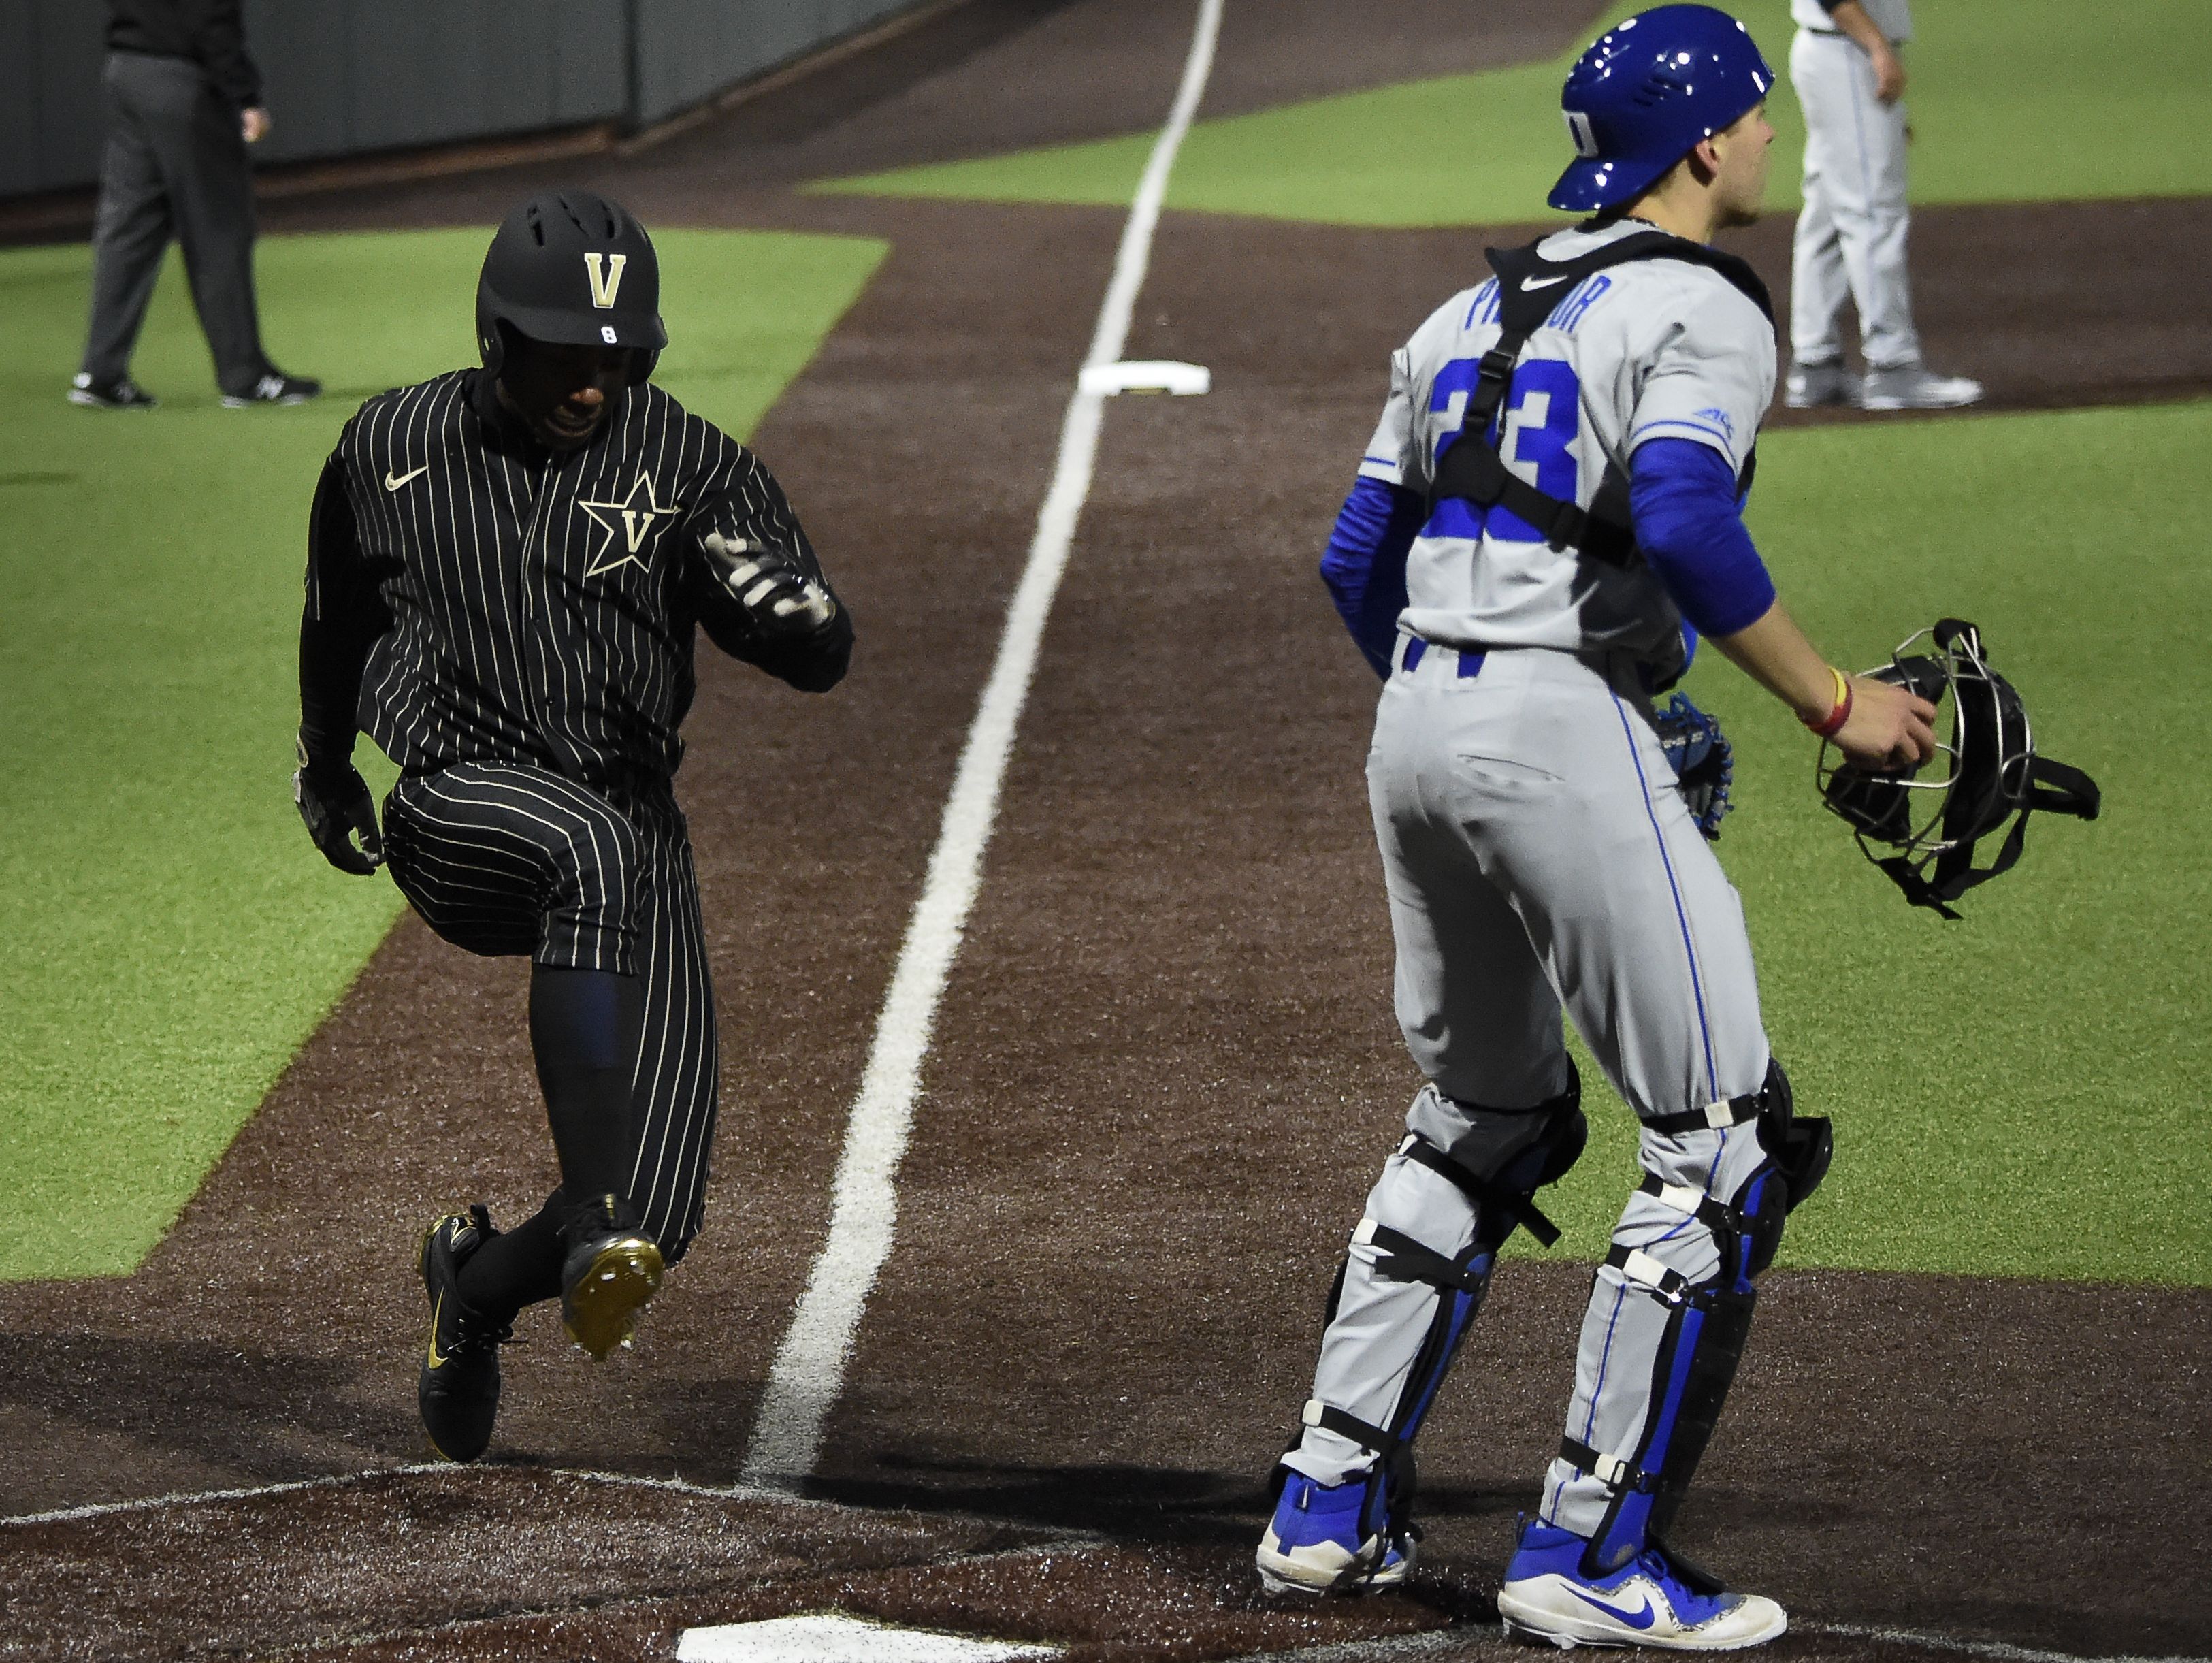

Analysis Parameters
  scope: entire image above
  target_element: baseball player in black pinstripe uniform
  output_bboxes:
[293,191,853,1462]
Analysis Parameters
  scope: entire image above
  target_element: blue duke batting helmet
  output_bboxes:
[1549,5,1775,213]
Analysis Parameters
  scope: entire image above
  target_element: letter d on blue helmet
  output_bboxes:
[1549,5,1775,214]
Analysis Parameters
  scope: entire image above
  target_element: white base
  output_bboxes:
[676,1611,1060,1661]
[1077,359,1211,396]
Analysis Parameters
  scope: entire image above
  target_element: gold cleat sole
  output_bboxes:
[561,1234,664,1361]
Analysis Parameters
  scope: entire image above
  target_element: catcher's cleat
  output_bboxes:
[1497,1519,1786,1651]
[417,1206,513,1463]
[558,1194,664,1361]
[1256,1471,1415,1595]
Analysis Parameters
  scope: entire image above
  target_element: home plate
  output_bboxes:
[1078,359,1211,396]
[675,1611,1062,1662]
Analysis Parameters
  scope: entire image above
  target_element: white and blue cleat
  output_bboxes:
[1497,1520,1786,1650]
[1256,1472,1416,1594]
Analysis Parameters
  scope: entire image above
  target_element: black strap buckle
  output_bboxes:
[1634,1172,1742,1236]
[1396,1132,1565,1248]
[1559,1436,1657,1494]
[1356,1217,1495,1295]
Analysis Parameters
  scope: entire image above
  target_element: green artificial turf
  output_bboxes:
[815,0,2212,226]
[1512,400,2211,1286]
[0,226,886,1282]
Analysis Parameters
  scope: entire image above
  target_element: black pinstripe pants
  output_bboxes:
[381,762,719,1259]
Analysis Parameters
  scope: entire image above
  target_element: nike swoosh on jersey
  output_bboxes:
[385,464,430,491]
[1522,274,1573,291]
[1566,1586,1658,1630]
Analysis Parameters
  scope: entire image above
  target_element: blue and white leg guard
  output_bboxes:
[1543,1061,1830,1580]
[1262,1065,1586,1593]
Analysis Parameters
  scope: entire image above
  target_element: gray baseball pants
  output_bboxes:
[80,52,272,397]
[1284,643,1775,1540]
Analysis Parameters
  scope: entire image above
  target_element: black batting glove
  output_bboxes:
[700,531,838,641]
[293,739,383,875]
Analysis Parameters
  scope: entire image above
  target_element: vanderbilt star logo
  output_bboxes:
[577,471,674,577]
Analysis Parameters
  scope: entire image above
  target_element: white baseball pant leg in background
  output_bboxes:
[1789,27,1919,370]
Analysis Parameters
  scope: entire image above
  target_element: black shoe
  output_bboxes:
[417,1206,513,1462]
[558,1194,664,1361]
[69,373,157,410]
[221,371,321,408]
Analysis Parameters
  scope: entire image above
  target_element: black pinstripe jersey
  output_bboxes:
[302,370,845,795]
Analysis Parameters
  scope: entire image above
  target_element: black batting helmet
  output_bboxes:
[476,190,667,385]
[1818,619,2100,920]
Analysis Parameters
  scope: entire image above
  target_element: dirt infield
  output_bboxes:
[6,1,2209,1658]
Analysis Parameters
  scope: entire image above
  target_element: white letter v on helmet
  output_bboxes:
[584,252,628,309]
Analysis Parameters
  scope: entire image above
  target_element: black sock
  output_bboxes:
[456,1191,568,1314]
[527,964,643,1204]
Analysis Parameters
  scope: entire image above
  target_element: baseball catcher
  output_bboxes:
[294,190,851,1463]
[1263,7,1938,1648]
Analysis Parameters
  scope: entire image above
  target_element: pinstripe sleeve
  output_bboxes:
[682,430,853,692]
[299,445,393,767]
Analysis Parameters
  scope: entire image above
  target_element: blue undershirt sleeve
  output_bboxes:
[1320,476,1427,678]
[1629,437,1776,641]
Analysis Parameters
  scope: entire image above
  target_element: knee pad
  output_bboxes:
[1401,1058,1588,1251]
[1280,1065,1587,1534]
[1572,1060,1827,1572]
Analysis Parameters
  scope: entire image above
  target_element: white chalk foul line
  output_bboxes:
[0,1464,449,1529]
[734,0,1224,1490]
[0,1462,1111,1545]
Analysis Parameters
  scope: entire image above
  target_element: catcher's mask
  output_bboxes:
[1817,619,2100,920]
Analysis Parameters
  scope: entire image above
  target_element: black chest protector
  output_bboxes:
[1426,229,1774,566]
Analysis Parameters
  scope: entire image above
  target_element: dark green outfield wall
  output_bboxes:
[1,0,931,199]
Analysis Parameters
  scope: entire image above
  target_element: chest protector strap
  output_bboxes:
[1425,229,1774,566]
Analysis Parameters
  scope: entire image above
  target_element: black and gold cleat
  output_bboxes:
[417,1206,513,1462]
[558,1194,664,1361]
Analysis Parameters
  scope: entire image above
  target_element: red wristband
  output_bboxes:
[1806,668,1853,739]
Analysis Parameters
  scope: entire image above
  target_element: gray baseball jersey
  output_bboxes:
[1356,219,1775,680]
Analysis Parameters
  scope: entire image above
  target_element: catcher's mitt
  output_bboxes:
[1655,692,1734,840]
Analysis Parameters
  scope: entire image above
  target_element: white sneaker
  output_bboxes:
[1857,363,1984,411]
[1497,1520,1786,1651]
[1784,359,1857,409]
[1255,1471,1414,1594]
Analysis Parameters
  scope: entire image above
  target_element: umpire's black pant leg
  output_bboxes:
[81,56,178,384]
[84,54,268,395]
[624,828,720,1265]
